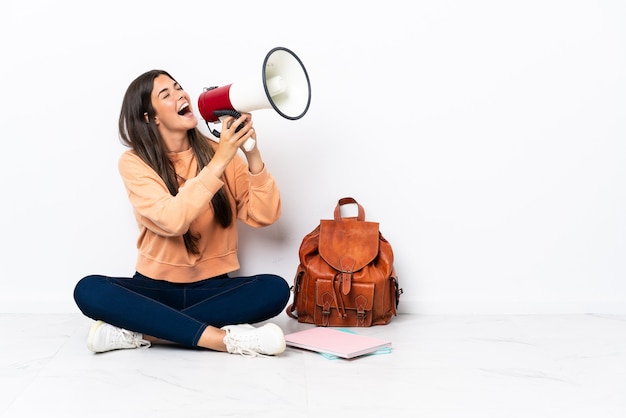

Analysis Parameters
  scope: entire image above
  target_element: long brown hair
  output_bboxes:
[118,69,232,254]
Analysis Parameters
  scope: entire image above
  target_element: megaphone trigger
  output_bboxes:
[204,109,256,152]
[213,110,245,133]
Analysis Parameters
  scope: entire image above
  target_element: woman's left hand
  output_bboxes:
[235,113,264,174]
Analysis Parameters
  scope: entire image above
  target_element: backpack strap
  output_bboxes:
[286,269,304,319]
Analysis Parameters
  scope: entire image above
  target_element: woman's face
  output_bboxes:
[150,74,198,136]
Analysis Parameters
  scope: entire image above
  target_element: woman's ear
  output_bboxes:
[144,112,160,125]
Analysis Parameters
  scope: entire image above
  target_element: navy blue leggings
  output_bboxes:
[73,272,291,348]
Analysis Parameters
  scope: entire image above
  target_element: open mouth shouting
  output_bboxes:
[178,102,192,116]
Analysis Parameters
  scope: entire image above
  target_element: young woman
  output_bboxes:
[73,70,290,357]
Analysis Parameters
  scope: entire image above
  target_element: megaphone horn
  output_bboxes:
[198,47,311,151]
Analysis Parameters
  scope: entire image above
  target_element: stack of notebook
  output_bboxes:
[284,327,392,359]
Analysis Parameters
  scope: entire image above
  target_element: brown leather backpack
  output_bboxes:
[286,197,402,326]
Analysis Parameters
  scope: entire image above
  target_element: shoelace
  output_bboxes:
[117,328,151,349]
[225,331,267,358]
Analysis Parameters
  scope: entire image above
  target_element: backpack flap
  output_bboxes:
[318,219,380,295]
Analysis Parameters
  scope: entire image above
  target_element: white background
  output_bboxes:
[0,0,624,314]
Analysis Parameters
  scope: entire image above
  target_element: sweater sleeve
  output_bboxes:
[226,153,282,228]
[118,151,224,236]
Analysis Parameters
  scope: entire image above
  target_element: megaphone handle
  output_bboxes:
[206,110,256,151]
[242,137,256,152]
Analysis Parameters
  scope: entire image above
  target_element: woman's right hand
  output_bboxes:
[209,113,255,175]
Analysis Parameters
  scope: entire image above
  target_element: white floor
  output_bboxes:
[1,313,625,418]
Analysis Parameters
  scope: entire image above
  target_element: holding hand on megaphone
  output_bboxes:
[198,46,311,151]
[220,112,257,153]
[212,108,257,152]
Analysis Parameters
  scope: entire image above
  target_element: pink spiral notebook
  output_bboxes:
[284,327,392,359]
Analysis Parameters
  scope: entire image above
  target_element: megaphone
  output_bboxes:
[198,46,311,151]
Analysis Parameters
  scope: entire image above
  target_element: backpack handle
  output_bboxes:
[333,197,365,221]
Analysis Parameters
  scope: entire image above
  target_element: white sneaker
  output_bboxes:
[87,320,151,353]
[222,323,286,357]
